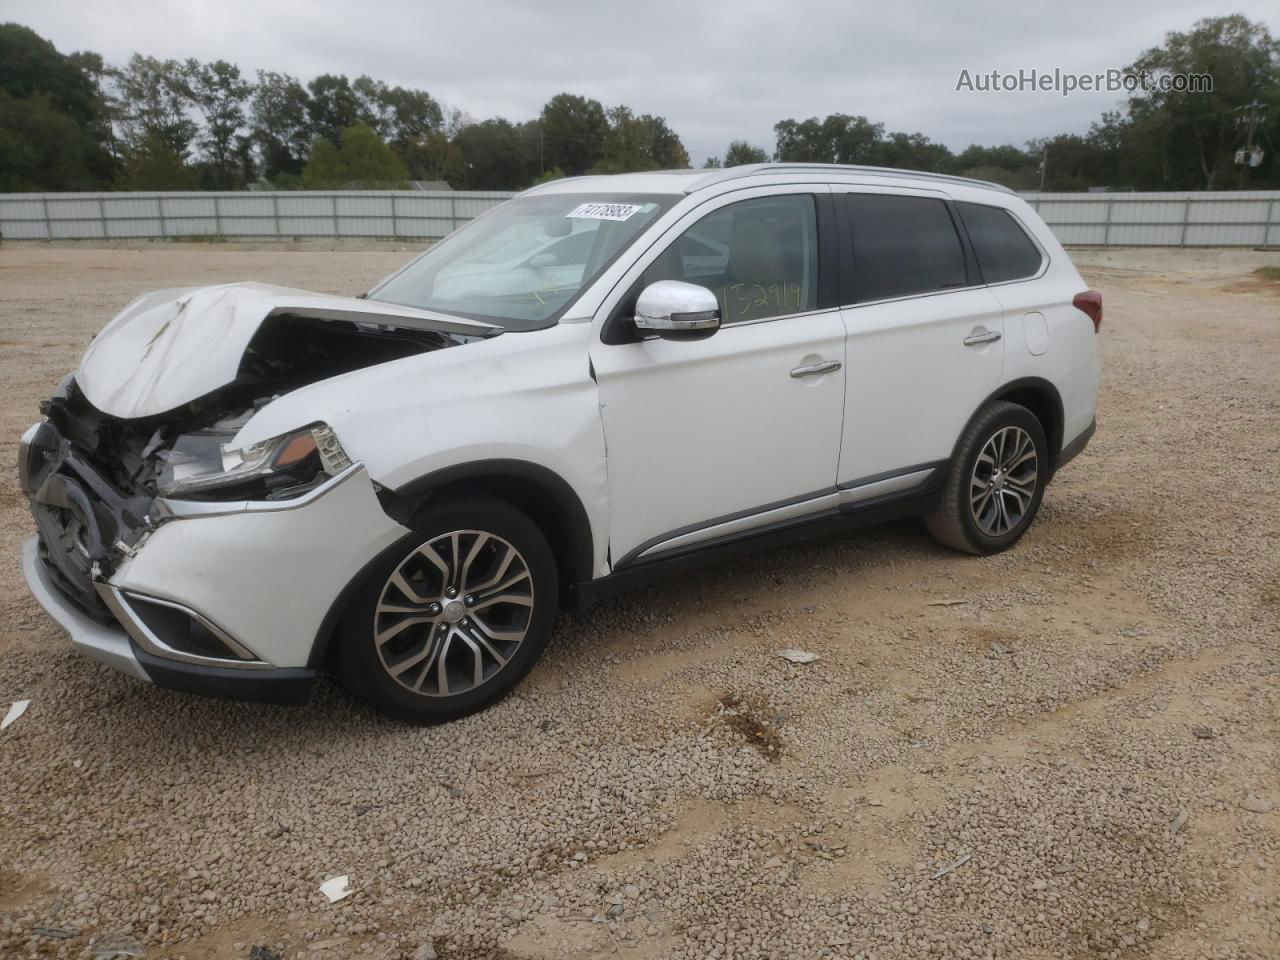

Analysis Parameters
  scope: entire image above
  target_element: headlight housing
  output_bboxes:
[158,422,352,501]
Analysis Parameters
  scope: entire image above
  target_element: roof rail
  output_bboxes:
[685,163,1014,195]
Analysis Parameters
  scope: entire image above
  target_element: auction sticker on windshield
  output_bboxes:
[567,202,642,221]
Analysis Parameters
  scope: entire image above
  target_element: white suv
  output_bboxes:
[19,164,1101,722]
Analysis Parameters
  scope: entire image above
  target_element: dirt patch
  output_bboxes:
[712,693,785,761]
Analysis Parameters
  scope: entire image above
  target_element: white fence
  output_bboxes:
[1023,191,1280,247]
[0,190,516,241]
[1,188,1278,247]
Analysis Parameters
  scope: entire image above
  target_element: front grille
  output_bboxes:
[22,415,151,627]
[33,530,115,624]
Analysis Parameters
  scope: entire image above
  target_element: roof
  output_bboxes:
[523,163,1013,197]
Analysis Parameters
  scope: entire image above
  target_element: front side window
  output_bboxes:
[369,193,675,330]
[643,194,818,324]
[846,194,967,303]
[956,201,1044,283]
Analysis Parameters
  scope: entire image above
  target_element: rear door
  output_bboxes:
[833,188,1007,491]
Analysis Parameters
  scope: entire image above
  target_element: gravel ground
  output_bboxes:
[0,242,1277,960]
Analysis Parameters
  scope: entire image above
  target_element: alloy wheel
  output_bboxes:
[373,530,534,697]
[969,425,1039,537]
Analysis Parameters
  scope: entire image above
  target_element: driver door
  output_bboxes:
[589,186,847,568]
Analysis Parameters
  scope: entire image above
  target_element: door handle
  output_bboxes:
[963,329,1002,347]
[790,360,842,378]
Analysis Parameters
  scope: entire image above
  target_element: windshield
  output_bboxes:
[368,193,676,330]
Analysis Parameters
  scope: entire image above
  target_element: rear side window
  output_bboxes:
[846,194,967,302]
[956,202,1043,283]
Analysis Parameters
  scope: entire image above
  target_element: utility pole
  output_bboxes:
[1039,143,1048,193]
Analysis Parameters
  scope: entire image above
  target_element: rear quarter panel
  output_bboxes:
[951,188,1100,449]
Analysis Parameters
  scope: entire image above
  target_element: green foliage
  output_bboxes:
[454,118,533,188]
[112,53,197,157]
[0,23,99,126]
[0,23,113,189]
[774,114,884,164]
[181,59,252,188]
[306,74,360,147]
[540,93,608,175]
[118,133,200,190]
[251,71,311,180]
[0,91,107,190]
[1125,15,1280,187]
[593,107,689,173]
[723,140,769,165]
[300,124,408,188]
[532,166,566,185]
[395,131,465,185]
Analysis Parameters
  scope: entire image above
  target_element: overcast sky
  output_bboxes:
[5,0,1275,165]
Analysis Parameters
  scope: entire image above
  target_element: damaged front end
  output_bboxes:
[19,286,483,695]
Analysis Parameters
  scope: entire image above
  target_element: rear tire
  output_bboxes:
[925,401,1048,555]
[335,496,558,723]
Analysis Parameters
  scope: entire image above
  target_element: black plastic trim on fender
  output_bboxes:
[133,644,317,706]
[571,490,938,614]
[969,376,1066,457]
[306,531,425,670]
[1051,418,1096,474]
[379,458,596,606]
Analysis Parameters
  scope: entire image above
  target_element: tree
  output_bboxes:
[594,106,689,173]
[703,156,723,168]
[111,54,197,158]
[397,131,465,185]
[0,23,100,127]
[181,59,252,188]
[117,132,200,189]
[353,75,442,145]
[0,25,113,188]
[1127,15,1280,188]
[0,91,107,190]
[454,118,533,188]
[723,140,769,165]
[539,93,607,175]
[307,74,360,146]
[868,131,952,172]
[774,114,883,164]
[300,124,408,187]
[251,71,311,181]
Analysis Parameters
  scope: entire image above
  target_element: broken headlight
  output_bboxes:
[158,423,352,501]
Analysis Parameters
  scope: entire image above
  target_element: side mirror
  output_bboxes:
[633,280,721,341]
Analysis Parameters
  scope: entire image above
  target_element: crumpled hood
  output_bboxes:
[77,281,498,419]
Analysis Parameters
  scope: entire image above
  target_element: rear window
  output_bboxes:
[846,194,967,302]
[956,202,1043,283]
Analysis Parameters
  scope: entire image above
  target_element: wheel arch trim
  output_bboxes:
[967,376,1065,459]
[308,459,596,669]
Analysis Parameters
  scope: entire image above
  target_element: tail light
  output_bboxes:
[1073,290,1103,333]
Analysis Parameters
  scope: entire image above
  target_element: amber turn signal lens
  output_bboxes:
[273,432,318,467]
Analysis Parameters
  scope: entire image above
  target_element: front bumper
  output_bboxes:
[22,537,317,705]
[20,411,411,705]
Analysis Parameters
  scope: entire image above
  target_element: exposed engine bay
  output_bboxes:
[21,312,475,620]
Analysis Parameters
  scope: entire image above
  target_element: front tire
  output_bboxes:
[336,496,558,723]
[925,401,1048,555]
